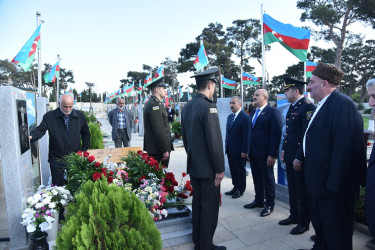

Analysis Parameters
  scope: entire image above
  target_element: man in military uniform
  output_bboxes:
[279,77,315,235]
[143,77,173,167]
[181,67,226,250]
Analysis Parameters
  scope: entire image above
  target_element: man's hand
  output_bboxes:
[215,172,224,187]
[29,136,32,140]
[241,153,247,158]
[162,152,169,161]
[267,156,276,167]
[280,151,285,163]
[293,159,302,171]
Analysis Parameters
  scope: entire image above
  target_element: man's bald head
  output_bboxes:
[60,94,74,116]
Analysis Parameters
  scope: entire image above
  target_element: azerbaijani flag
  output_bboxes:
[65,88,73,95]
[154,66,164,80]
[109,92,116,99]
[263,13,310,62]
[242,72,260,85]
[222,76,236,90]
[138,82,143,94]
[125,83,135,95]
[306,61,317,77]
[143,95,149,104]
[144,73,152,86]
[187,87,192,101]
[194,43,209,71]
[43,61,60,83]
[179,86,183,98]
[165,96,169,106]
[78,92,82,98]
[12,24,41,72]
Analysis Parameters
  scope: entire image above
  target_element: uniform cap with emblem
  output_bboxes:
[283,77,307,91]
[146,76,168,90]
[190,67,219,85]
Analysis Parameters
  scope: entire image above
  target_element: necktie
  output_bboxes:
[229,113,235,129]
[253,109,260,127]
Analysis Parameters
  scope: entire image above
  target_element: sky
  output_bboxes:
[0,0,374,95]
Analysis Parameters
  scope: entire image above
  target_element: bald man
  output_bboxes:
[30,94,91,186]
[244,89,282,217]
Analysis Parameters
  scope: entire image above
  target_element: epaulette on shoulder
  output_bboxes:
[304,99,312,104]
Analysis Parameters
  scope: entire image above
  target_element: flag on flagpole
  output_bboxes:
[222,76,236,90]
[194,43,209,71]
[242,72,261,85]
[43,61,60,83]
[144,73,152,87]
[138,82,143,94]
[143,95,149,104]
[154,66,164,80]
[165,96,169,106]
[12,24,41,72]
[306,61,317,77]
[263,13,310,62]
[65,88,73,94]
[125,83,135,96]
[187,87,192,101]
[78,92,82,98]
[179,86,183,98]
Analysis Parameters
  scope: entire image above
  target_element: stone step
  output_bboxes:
[156,216,192,234]
[160,228,192,248]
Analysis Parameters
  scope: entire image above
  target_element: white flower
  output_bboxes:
[60,199,67,206]
[26,224,36,233]
[44,215,55,224]
[62,194,68,200]
[35,203,43,209]
[51,190,58,195]
[49,202,56,209]
[39,222,52,231]
[27,196,33,204]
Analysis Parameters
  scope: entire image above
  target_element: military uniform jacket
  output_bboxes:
[282,97,315,164]
[181,93,225,178]
[143,96,173,154]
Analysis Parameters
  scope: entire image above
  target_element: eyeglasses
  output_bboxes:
[230,102,236,104]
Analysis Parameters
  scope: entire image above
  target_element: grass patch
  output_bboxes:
[363,115,369,129]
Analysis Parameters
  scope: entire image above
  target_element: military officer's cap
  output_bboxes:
[283,77,307,91]
[146,76,168,90]
[190,67,219,84]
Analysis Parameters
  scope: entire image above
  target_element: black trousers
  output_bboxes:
[190,176,220,250]
[49,159,66,186]
[149,152,170,168]
[285,161,310,227]
[308,192,357,250]
[115,129,129,148]
[227,154,246,193]
[249,155,275,207]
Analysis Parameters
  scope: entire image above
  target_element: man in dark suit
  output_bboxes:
[244,89,282,217]
[167,104,175,123]
[279,78,315,235]
[294,63,367,250]
[108,98,133,147]
[366,78,375,246]
[181,67,226,250]
[225,96,249,199]
[143,77,173,167]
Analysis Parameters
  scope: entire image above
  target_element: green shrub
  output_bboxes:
[56,178,162,249]
[90,113,97,122]
[171,121,181,136]
[88,122,104,149]
[365,108,372,114]
[357,103,365,111]
[83,111,90,123]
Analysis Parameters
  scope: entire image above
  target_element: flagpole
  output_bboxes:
[240,67,244,105]
[304,61,307,92]
[56,54,60,105]
[36,12,42,96]
[219,66,223,98]
[261,3,266,89]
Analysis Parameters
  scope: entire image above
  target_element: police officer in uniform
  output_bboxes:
[143,76,173,167]
[181,67,226,250]
[279,77,315,235]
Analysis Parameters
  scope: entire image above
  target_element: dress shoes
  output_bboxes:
[290,224,309,235]
[244,200,265,209]
[232,190,243,199]
[224,188,236,195]
[260,206,274,217]
[213,245,226,250]
[279,217,299,225]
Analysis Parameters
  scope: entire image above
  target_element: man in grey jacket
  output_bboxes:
[108,98,133,147]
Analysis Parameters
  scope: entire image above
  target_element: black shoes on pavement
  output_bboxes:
[260,206,274,217]
[224,188,236,195]
[243,200,265,209]
[225,188,243,198]
[279,217,298,225]
[290,224,309,235]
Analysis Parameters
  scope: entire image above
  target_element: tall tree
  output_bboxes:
[297,0,375,68]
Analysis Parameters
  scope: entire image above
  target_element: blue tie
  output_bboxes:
[229,113,235,128]
[253,109,260,127]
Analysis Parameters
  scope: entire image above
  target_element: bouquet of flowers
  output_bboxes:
[133,173,168,221]
[21,185,74,236]
[175,172,193,199]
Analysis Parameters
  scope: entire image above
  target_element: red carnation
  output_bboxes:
[172,180,178,186]
[95,162,101,168]
[107,176,113,183]
[168,186,174,193]
[102,172,107,177]
[109,171,114,176]
[88,155,95,163]
[139,175,146,182]
[182,172,187,177]
[177,193,188,199]
[137,150,143,155]
[162,165,167,168]
[101,168,107,172]
[77,151,83,156]
[92,172,101,181]
[83,151,89,157]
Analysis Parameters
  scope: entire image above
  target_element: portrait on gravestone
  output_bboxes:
[16,99,30,154]
[25,90,39,165]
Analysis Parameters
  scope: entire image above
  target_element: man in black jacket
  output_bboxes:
[181,67,226,250]
[30,94,91,186]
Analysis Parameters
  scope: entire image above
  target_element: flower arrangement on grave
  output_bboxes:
[175,172,193,199]
[20,185,73,237]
